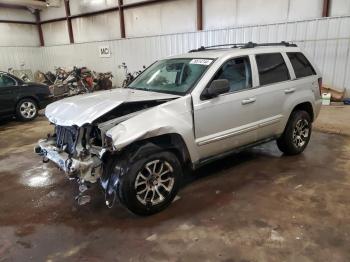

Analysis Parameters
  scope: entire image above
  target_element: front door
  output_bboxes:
[253,52,293,140]
[193,56,260,160]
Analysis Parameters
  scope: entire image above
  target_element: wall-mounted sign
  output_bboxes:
[99,45,111,58]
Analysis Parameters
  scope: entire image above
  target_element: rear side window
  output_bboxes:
[256,53,290,86]
[287,52,316,78]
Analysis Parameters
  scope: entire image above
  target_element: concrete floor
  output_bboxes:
[314,104,350,136]
[0,110,350,262]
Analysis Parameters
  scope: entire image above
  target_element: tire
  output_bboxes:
[16,98,38,121]
[277,110,312,155]
[111,150,182,216]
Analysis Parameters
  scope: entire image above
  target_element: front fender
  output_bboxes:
[106,95,199,163]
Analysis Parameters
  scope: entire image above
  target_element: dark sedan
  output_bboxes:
[0,71,52,121]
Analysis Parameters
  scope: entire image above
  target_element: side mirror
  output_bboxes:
[202,79,230,99]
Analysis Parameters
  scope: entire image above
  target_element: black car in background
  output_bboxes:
[0,71,52,121]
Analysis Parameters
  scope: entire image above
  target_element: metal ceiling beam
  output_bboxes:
[196,0,203,31]
[322,0,330,17]
[34,9,44,46]
[118,0,126,38]
[0,3,28,10]
[122,0,173,9]
[0,19,36,25]
[40,17,66,24]
[69,6,119,19]
[64,0,74,44]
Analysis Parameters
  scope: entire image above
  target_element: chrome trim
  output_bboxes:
[197,125,258,146]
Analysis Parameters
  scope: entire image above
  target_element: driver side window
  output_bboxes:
[213,56,252,93]
[0,75,16,87]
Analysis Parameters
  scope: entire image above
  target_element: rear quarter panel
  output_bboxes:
[278,75,321,135]
[16,84,51,109]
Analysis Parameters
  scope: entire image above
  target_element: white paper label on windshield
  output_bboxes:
[190,59,213,66]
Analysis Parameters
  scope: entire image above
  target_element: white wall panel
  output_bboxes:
[0,7,35,22]
[42,21,70,46]
[40,1,66,21]
[203,0,236,30]
[160,0,196,34]
[330,0,350,16]
[236,0,289,25]
[2,14,350,95]
[124,5,161,37]
[0,47,43,73]
[0,24,39,47]
[288,0,323,20]
[124,0,196,37]
[70,0,118,15]
[37,16,350,95]
[72,12,121,43]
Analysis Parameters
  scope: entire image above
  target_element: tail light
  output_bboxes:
[318,77,322,95]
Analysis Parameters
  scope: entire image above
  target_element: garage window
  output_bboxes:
[287,52,316,78]
[256,53,290,86]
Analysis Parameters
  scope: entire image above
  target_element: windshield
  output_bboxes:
[128,58,213,95]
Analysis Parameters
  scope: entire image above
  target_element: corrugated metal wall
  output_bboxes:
[0,47,43,72]
[37,16,350,95]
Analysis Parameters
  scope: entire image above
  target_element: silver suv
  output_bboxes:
[35,42,322,215]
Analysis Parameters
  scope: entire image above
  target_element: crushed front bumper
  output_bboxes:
[35,138,102,182]
[35,139,73,173]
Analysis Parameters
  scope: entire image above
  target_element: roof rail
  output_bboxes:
[188,41,297,52]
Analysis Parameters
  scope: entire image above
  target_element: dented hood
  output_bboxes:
[45,88,180,126]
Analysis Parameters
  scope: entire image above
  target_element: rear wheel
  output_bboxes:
[115,150,182,216]
[277,110,312,155]
[16,98,38,121]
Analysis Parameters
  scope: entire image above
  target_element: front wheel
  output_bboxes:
[116,151,182,216]
[277,110,312,155]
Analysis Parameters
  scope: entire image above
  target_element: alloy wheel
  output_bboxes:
[134,159,175,206]
[20,101,37,119]
[292,119,310,148]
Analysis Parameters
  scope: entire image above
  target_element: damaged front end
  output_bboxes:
[35,125,104,182]
[35,124,106,205]
[35,95,177,206]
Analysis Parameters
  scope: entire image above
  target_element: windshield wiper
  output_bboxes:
[127,86,150,91]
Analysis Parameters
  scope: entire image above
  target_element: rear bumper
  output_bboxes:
[38,96,54,109]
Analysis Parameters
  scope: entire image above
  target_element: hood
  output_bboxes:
[45,88,180,127]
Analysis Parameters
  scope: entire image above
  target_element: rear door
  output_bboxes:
[252,52,294,140]
[286,52,319,99]
[0,74,17,115]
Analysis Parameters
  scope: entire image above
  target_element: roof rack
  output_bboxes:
[188,41,297,52]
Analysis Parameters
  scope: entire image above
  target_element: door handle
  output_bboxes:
[284,88,296,94]
[241,97,256,105]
